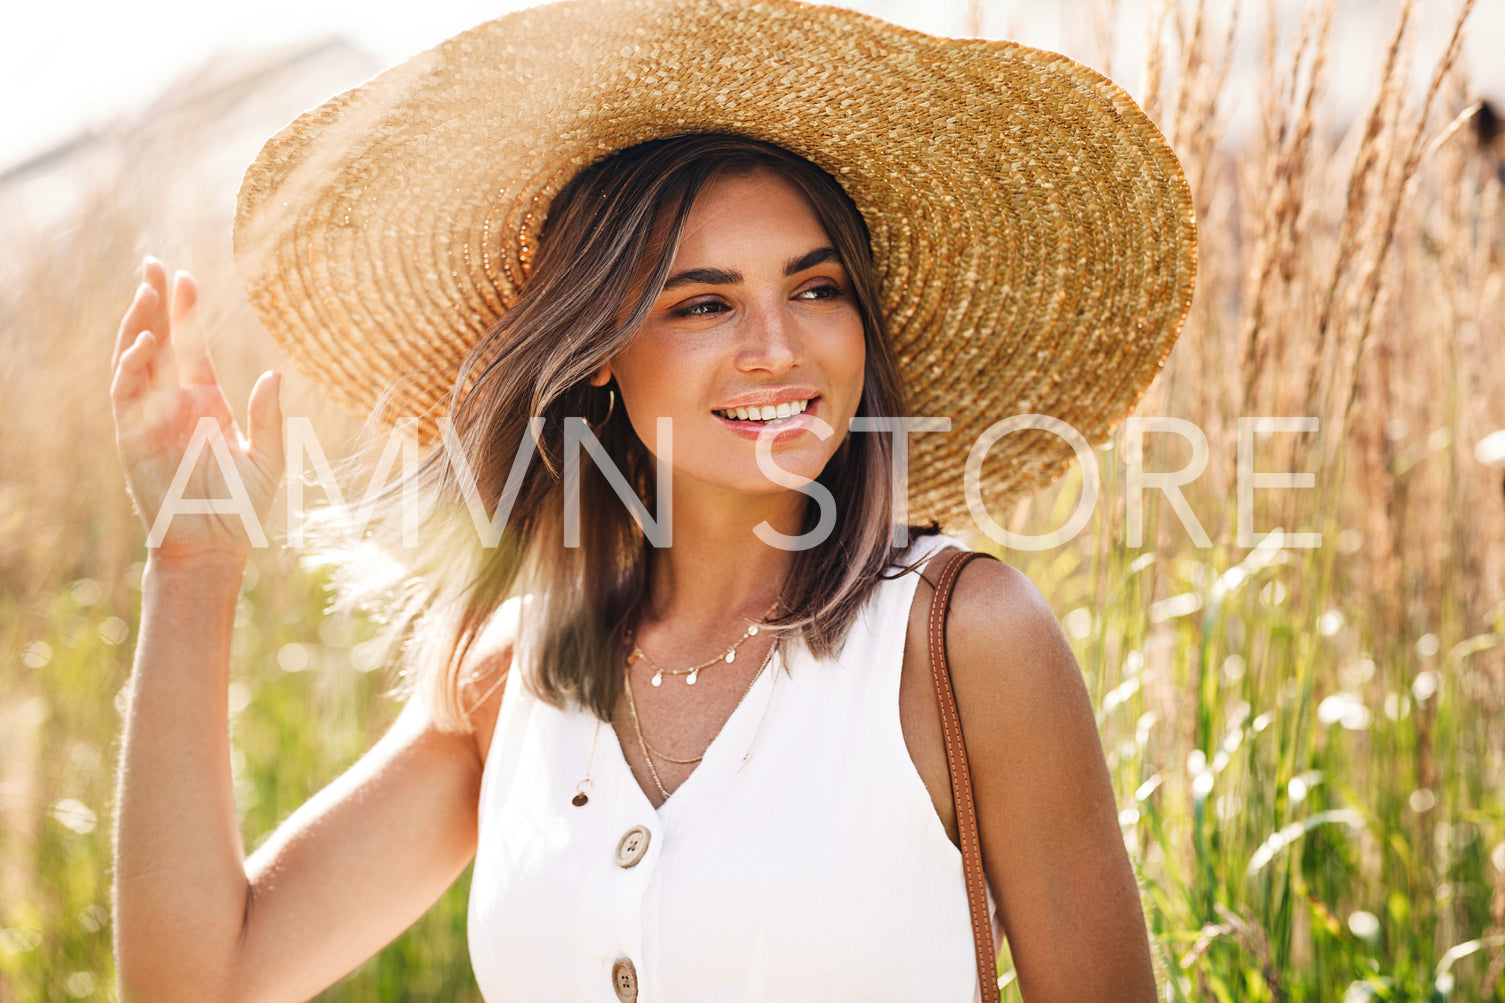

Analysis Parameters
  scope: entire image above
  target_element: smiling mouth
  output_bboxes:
[714,399,812,422]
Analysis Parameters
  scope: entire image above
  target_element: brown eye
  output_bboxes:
[795,283,843,301]
[674,298,728,318]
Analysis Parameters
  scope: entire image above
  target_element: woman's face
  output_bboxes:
[597,168,866,499]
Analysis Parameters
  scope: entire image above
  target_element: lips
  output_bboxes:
[712,394,822,440]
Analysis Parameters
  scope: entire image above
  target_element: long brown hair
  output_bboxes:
[330,134,933,730]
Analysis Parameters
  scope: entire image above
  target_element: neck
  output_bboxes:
[640,483,809,631]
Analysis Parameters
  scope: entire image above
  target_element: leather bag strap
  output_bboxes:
[927,548,1000,1003]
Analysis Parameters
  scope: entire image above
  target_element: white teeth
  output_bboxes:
[717,399,811,421]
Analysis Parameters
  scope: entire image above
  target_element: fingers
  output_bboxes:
[142,257,172,351]
[173,268,197,315]
[246,371,286,476]
[126,257,179,389]
[112,282,157,374]
[111,330,156,409]
[172,270,220,387]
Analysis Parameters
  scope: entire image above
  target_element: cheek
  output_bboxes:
[611,362,686,457]
[834,322,868,397]
[624,412,668,459]
[614,383,665,455]
[612,331,722,416]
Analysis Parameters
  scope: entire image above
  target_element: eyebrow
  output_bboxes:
[660,246,841,291]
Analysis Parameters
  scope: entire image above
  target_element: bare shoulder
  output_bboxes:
[923,551,1156,998]
[899,548,1075,848]
[935,552,1103,790]
[912,549,1081,705]
[461,600,520,769]
[938,554,1082,701]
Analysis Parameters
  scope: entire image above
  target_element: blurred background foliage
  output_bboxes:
[1,0,1503,1000]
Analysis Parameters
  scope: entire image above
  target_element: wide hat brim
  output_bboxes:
[234,0,1197,533]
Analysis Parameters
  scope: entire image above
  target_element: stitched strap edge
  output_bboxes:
[927,549,1000,1003]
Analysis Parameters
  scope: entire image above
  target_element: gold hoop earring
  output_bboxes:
[589,387,616,433]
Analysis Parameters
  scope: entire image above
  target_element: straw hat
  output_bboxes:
[234,0,1197,532]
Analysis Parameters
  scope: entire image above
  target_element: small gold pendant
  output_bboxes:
[686,669,699,685]
[651,671,663,687]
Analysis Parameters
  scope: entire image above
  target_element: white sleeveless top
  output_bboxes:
[468,533,1001,1001]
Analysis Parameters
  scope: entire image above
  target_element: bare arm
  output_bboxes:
[115,568,500,1002]
[109,258,506,1002]
[113,556,255,999]
[226,682,495,1003]
[109,255,282,999]
[945,558,1157,1002]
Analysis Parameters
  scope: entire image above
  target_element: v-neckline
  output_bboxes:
[606,647,782,820]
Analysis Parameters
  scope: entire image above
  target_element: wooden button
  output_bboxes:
[611,955,638,1001]
[614,825,651,868]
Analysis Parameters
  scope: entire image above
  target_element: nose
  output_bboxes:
[734,302,802,375]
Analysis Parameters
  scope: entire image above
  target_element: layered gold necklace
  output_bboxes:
[622,642,778,801]
[625,601,776,686]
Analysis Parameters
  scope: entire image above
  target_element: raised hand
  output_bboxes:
[110,257,285,564]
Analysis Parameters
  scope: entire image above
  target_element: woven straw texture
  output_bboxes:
[234,0,1197,531]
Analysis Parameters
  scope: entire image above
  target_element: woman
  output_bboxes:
[110,1,1195,1001]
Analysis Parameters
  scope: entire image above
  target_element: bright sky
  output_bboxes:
[3,0,1501,172]
[1,0,525,168]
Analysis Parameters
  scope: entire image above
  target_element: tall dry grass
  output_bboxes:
[0,1,1501,1000]
[997,0,1505,998]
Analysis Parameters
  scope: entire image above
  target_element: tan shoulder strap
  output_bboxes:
[927,548,1000,1003]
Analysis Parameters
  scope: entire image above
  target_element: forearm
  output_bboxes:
[112,556,252,1000]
